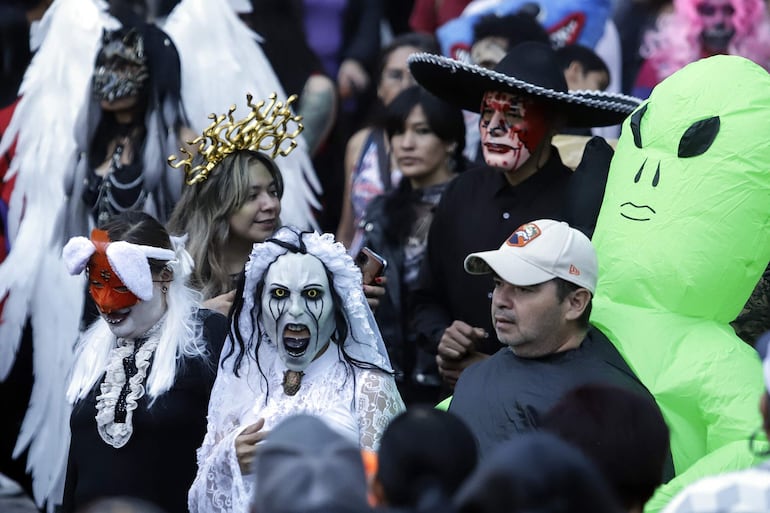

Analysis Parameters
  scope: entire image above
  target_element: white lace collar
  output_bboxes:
[94,321,163,448]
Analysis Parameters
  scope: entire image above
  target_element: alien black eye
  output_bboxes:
[630,103,647,149]
[677,116,720,158]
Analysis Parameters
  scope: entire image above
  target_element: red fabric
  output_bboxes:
[0,98,19,321]
[409,0,472,33]
[0,98,20,265]
[631,59,660,99]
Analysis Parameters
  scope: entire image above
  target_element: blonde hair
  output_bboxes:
[167,150,284,300]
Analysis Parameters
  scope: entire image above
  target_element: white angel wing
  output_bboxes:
[162,0,322,230]
[17,256,85,510]
[0,0,115,508]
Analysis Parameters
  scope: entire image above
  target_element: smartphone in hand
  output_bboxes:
[355,247,387,285]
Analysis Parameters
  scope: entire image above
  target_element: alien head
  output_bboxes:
[592,55,770,321]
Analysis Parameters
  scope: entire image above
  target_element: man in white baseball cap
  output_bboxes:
[464,218,597,354]
[445,219,660,458]
[466,217,597,295]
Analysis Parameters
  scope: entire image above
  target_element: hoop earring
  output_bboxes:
[161,285,168,294]
[748,428,770,456]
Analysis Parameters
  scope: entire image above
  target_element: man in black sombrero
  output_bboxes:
[407,41,640,388]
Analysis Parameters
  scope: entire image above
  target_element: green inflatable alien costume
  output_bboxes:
[591,55,770,512]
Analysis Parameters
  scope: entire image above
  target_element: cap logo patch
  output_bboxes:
[506,223,541,247]
[569,265,580,276]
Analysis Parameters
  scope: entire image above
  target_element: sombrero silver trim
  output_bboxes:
[408,52,642,127]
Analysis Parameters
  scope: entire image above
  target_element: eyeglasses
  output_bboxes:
[696,2,736,16]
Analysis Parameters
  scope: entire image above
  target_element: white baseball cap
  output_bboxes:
[464,219,598,293]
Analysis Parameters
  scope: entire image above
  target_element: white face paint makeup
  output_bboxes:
[101,280,167,340]
[697,0,736,54]
[260,252,335,372]
[471,36,508,70]
[479,91,549,173]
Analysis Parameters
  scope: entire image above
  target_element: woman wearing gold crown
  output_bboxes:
[167,94,297,316]
[188,226,405,513]
[167,94,386,317]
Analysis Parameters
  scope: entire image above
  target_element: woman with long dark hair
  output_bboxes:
[64,24,189,237]
[360,85,466,405]
[336,32,440,252]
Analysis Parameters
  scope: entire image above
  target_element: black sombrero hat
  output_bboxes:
[408,41,641,128]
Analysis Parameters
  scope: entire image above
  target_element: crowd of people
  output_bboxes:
[1,1,770,513]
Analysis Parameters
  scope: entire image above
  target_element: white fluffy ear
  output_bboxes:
[62,237,96,275]
[170,234,188,249]
[106,241,154,301]
[169,234,194,276]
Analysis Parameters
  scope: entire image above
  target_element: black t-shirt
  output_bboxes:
[449,327,656,458]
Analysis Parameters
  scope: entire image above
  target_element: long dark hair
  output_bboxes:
[381,86,466,245]
[99,210,172,274]
[83,22,187,221]
[88,23,183,166]
[377,407,477,512]
[222,229,392,398]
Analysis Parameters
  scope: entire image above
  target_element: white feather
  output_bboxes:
[0,0,115,509]
[162,0,322,230]
[17,255,82,509]
[0,0,114,375]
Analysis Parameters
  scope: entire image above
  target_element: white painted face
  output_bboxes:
[479,91,550,173]
[697,0,736,54]
[100,279,167,340]
[260,252,335,371]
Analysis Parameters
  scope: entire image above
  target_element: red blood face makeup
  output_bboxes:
[479,91,550,172]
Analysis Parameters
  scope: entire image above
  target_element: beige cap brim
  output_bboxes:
[464,250,555,287]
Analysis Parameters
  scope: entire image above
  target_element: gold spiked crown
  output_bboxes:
[168,93,304,185]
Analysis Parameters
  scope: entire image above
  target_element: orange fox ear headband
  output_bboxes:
[63,229,176,313]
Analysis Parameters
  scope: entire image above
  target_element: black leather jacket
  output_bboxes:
[360,182,452,393]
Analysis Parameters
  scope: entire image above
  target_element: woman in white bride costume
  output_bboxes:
[188,226,405,513]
